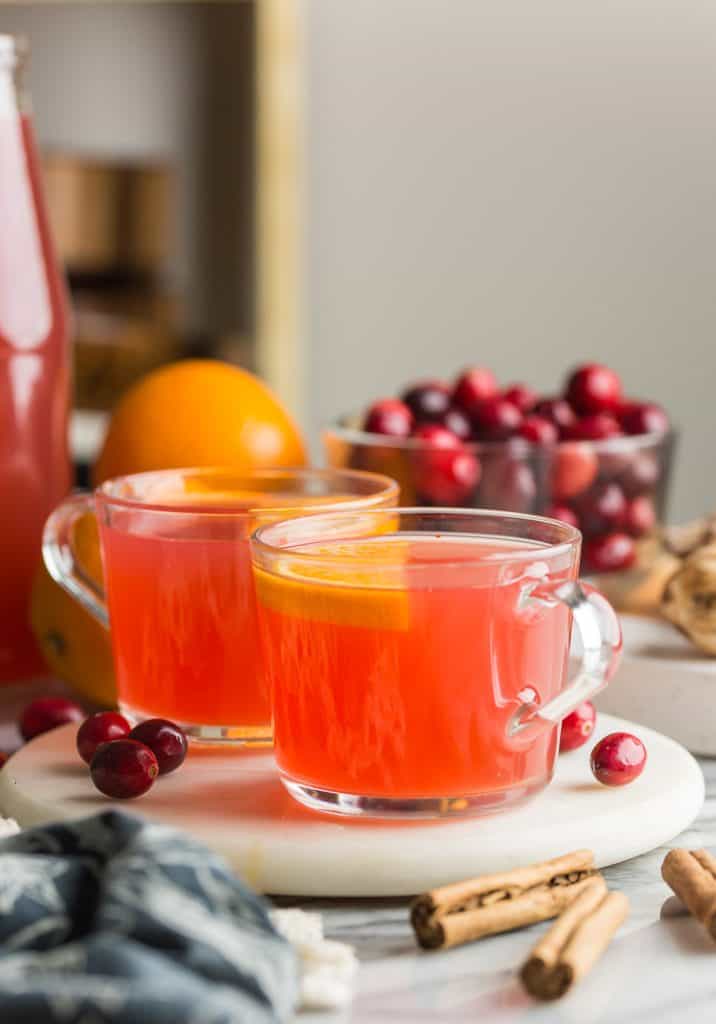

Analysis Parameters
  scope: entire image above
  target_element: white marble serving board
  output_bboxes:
[0,714,703,897]
[597,614,716,755]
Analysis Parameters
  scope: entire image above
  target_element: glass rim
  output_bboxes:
[94,465,399,517]
[323,417,676,454]
[252,506,581,571]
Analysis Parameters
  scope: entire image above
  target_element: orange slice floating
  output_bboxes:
[253,537,410,631]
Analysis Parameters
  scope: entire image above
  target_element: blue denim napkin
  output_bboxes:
[0,811,297,1023]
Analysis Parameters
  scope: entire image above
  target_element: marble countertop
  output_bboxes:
[1,684,711,1023]
[294,758,716,1024]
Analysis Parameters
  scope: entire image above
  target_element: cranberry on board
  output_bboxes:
[620,401,670,436]
[130,718,188,775]
[90,739,159,799]
[559,701,597,753]
[575,482,627,535]
[619,452,660,497]
[502,383,537,414]
[439,405,473,441]
[532,398,577,438]
[401,380,451,423]
[519,415,559,445]
[583,532,636,573]
[363,398,414,437]
[565,364,623,415]
[566,413,622,442]
[478,458,536,514]
[452,367,499,417]
[544,504,579,528]
[551,444,599,502]
[20,697,84,742]
[590,732,647,786]
[412,424,481,505]
[624,495,656,537]
[76,711,131,765]
[472,397,523,441]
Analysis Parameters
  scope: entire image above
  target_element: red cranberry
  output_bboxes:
[545,504,579,528]
[412,424,480,505]
[620,401,669,436]
[583,532,636,573]
[595,450,632,483]
[20,697,84,742]
[590,731,647,786]
[129,718,188,775]
[565,364,623,415]
[576,482,627,534]
[472,397,523,441]
[412,424,460,449]
[624,495,656,537]
[413,458,481,505]
[90,739,159,799]
[566,413,622,442]
[76,712,131,765]
[401,380,451,423]
[502,383,537,414]
[363,398,413,437]
[559,701,597,753]
[532,398,577,438]
[619,453,660,497]
[519,415,559,445]
[452,367,499,416]
[439,406,473,441]
[478,459,536,514]
[552,444,598,501]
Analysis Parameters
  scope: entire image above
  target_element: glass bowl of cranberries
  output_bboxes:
[322,364,676,575]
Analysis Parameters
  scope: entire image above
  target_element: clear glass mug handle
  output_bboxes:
[42,493,109,628]
[508,579,622,742]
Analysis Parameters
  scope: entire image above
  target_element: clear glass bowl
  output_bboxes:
[323,419,676,574]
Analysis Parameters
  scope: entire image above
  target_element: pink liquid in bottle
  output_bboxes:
[0,36,71,682]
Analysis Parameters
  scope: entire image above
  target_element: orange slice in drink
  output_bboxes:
[253,537,410,631]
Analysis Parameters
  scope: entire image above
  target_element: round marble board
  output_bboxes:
[597,614,716,756]
[0,714,702,898]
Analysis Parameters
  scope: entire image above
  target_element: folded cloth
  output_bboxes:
[0,811,297,1024]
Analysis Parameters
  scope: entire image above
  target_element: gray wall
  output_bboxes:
[303,0,716,520]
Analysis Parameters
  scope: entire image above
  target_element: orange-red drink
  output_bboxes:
[100,522,266,730]
[252,509,622,817]
[44,468,397,743]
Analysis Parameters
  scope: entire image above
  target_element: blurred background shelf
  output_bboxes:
[70,410,108,470]
[3,2,715,516]
[2,0,300,429]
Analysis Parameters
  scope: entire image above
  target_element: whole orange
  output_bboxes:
[93,359,307,485]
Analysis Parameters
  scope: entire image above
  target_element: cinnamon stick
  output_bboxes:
[521,879,628,1000]
[662,848,716,940]
[411,850,597,950]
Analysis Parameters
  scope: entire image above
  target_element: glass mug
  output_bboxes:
[43,467,398,742]
[251,508,622,817]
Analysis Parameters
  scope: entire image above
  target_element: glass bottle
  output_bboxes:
[0,35,71,683]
